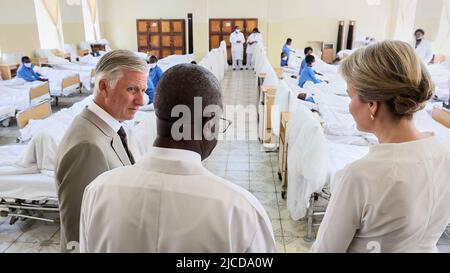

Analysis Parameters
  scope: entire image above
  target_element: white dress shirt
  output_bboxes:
[312,134,450,253]
[80,147,276,253]
[87,102,121,133]
[411,39,433,64]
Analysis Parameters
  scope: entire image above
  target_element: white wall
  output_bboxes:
[98,0,399,64]
[0,0,40,60]
[61,0,85,44]
[415,0,442,41]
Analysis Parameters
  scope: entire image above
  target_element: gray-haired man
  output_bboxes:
[55,49,148,252]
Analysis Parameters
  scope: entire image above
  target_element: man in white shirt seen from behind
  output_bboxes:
[80,63,276,253]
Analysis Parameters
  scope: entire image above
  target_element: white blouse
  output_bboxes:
[312,134,450,253]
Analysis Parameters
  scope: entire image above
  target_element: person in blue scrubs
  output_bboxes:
[148,55,164,88]
[280,52,288,67]
[299,47,313,75]
[145,73,156,105]
[282,38,295,65]
[17,56,47,82]
[299,55,325,88]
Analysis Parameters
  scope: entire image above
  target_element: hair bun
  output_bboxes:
[392,83,434,116]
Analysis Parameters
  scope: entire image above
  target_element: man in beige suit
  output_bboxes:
[55,49,148,252]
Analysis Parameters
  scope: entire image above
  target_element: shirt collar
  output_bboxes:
[87,102,122,133]
[139,147,204,175]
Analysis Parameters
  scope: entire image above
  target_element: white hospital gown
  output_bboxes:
[312,134,450,253]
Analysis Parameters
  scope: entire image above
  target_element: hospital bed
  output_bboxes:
[0,143,58,224]
[198,41,228,82]
[286,103,369,241]
[35,49,95,91]
[0,82,52,128]
[0,105,15,127]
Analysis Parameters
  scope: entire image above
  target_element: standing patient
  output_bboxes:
[79,64,276,253]
[311,41,450,253]
[55,50,148,252]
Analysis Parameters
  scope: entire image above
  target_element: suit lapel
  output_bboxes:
[110,135,132,166]
[81,107,132,166]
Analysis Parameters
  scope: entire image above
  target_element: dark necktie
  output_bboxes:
[117,126,135,164]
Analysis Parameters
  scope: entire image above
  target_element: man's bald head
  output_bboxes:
[154,64,223,121]
[153,63,224,160]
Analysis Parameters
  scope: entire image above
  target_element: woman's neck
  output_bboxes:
[374,118,425,144]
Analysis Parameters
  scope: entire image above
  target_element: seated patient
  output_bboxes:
[17,56,48,82]
[311,41,450,253]
[298,55,325,88]
[79,64,276,253]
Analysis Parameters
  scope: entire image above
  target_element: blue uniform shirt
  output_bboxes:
[17,64,42,82]
[280,59,288,67]
[282,44,292,63]
[299,58,307,75]
[149,65,163,87]
[146,76,156,104]
[299,66,322,88]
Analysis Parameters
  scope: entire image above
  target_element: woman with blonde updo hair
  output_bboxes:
[311,40,450,253]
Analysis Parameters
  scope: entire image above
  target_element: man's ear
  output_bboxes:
[98,79,108,97]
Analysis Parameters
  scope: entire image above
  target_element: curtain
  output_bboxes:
[41,0,64,50]
[393,0,418,42]
[82,0,100,42]
[87,0,98,41]
[433,0,450,55]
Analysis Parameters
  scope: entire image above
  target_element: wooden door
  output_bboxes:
[209,18,258,65]
[137,19,186,59]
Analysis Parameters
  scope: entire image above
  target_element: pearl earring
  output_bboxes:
[370,114,375,121]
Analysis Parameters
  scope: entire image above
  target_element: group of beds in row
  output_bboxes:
[0,42,226,225]
[252,43,450,241]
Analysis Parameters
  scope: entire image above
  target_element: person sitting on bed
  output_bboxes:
[17,56,48,82]
[298,55,326,88]
[148,55,164,88]
[299,47,323,77]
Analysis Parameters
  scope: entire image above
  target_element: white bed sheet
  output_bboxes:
[286,103,369,220]
[0,84,49,111]
[0,171,55,201]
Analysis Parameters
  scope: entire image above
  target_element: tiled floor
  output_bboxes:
[1,70,449,253]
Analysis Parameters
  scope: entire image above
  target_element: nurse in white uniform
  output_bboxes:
[79,64,276,253]
[246,28,263,70]
[311,41,450,253]
[411,29,433,65]
[230,26,246,70]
